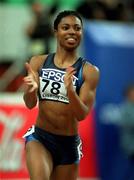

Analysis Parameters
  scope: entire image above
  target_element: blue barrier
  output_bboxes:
[83,20,134,180]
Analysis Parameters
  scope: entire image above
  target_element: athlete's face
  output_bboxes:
[55,15,83,50]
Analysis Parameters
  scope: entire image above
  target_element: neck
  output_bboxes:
[54,47,78,68]
[55,47,77,63]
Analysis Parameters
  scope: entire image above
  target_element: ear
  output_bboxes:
[53,29,57,37]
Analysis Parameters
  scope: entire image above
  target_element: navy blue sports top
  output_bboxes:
[38,53,87,104]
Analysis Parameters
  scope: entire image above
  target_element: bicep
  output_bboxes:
[28,55,46,81]
[79,81,96,108]
[79,63,100,108]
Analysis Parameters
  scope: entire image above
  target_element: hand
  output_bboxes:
[23,62,38,93]
[64,66,76,92]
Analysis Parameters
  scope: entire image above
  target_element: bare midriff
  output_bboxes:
[35,100,78,136]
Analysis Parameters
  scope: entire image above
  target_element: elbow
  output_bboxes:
[78,103,92,121]
[23,95,37,109]
[26,104,36,109]
[78,104,94,121]
[24,100,37,109]
[77,111,89,121]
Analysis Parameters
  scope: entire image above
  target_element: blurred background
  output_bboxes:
[0,0,134,180]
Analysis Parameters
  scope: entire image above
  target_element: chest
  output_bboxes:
[39,68,78,103]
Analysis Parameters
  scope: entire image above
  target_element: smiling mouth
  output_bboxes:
[66,38,77,44]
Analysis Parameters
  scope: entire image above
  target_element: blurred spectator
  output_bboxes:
[76,0,107,20]
[119,84,134,156]
[119,83,134,180]
[100,83,134,179]
[125,1,134,21]
[26,1,53,56]
[76,0,134,22]
[105,1,130,21]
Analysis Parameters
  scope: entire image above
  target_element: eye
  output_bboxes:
[62,26,69,30]
[75,26,81,31]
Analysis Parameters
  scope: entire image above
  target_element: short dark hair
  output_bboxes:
[53,10,83,30]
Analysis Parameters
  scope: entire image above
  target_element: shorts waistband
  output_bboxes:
[35,126,79,140]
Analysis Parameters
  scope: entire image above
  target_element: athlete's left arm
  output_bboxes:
[67,63,100,121]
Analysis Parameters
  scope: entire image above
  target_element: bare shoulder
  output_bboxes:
[28,54,48,72]
[83,61,100,88]
[84,61,100,75]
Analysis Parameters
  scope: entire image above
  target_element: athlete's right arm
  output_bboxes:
[23,55,46,109]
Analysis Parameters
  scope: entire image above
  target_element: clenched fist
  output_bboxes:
[64,66,76,92]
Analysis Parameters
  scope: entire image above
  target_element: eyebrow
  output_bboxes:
[61,23,81,26]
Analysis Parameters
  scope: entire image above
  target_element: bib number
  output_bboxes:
[42,79,61,95]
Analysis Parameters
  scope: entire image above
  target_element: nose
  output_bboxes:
[68,27,76,34]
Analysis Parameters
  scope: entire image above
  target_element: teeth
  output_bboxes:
[68,38,75,40]
[67,38,76,42]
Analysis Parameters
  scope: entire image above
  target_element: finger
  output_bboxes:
[29,87,36,93]
[23,76,34,81]
[24,82,34,86]
[25,62,33,74]
[68,74,75,80]
[29,84,38,92]
[64,74,74,83]
[23,79,33,84]
[66,66,76,72]
[24,82,37,92]
[66,70,76,77]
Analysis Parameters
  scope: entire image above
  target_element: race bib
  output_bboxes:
[39,68,77,103]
